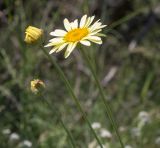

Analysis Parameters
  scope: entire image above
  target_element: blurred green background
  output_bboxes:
[0,0,160,147]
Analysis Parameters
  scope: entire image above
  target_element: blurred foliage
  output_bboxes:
[0,0,160,147]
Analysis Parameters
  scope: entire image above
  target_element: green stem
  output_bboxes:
[80,48,124,148]
[40,47,103,148]
[40,93,76,148]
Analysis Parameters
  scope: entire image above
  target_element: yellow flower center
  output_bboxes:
[64,28,89,42]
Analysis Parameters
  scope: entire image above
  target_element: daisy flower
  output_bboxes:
[45,15,106,58]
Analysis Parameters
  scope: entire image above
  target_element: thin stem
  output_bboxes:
[80,48,124,148]
[40,93,76,148]
[40,47,103,148]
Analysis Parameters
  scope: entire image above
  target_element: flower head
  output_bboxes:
[45,15,106,58]
[30,79,45,94]
[25,26,43,44]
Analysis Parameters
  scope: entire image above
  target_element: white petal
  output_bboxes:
[96,33,106,37]
[44,43,52,47]
[93,40,102,44]
[49,46,59,54]
[71,19,78,29]
[86,35,102,44]
[45,40,63,47]
[84,17,91,27]
[50,29,67,36]
[64,43,77,58]
[49,37,63,43]
[64,18,72,31]
[89,22,102,31]
[87,36,101,41]
[85,16,95,27]
[89,29,102,36]
[80,14,87,28]
[89,20,101,28]
[98,25,107,29]
[90,39,102,44]
[90,23,107,32]
[56,43,68,52]
[88,16,95,26]
[80,40,91,46]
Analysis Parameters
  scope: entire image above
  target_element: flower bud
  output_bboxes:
[25,26,43,44]
[30,79,45,94]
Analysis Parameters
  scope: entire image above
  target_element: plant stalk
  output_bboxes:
[80,48,124,148]
[39,93,76,148]
[40,47,103,148]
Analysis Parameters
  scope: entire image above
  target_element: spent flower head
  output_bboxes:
[22,140,32,147]
[30,79,45,94]
[9,133,20,141]
[25,26,43,44]
[91,122,101,129]
[155,136,160,145]
[125,145,133,148]
[45,15,106,58]
[100,128,112,138]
